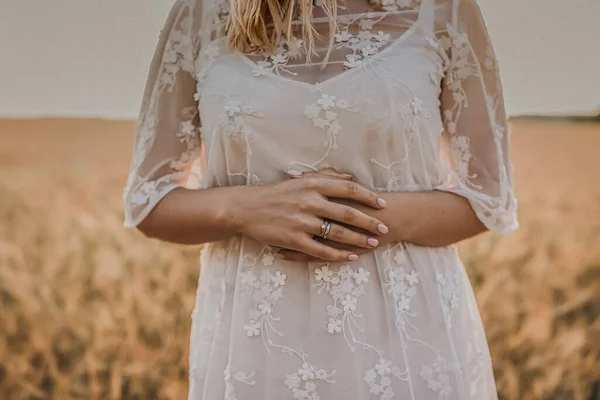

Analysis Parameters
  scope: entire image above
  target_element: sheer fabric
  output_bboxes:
[123,0,518,398]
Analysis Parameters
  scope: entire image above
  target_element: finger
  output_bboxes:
[313,238,367,254]
[317,168,353,180]
[277,250,317,262]
[296,235,359,262]
[311,179,387,210]
[306,170,353,181]
[288,169,353,181]
[297,171,350,181]
[312,237,358,251]
[305,218,380,249]
[279,240,367,261]
[316,202,389,236]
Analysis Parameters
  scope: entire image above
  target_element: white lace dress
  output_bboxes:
[123,0,519,398]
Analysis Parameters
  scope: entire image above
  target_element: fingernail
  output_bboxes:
[378,224,389,234]
[377,197,387,208]
[368,237,379,247]
[288,169,303,177]
[348,254,359,261]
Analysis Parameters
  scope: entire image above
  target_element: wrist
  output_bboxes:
[215,185,256,235]
[379,192,412,243]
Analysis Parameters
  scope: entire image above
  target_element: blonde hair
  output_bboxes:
[226,0,340,59]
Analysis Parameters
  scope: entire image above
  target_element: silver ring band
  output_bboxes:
[319,220,328,238]
[323,221,332,239]
[319,220,332,239]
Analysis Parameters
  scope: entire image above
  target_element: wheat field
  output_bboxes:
[0,118,598,400]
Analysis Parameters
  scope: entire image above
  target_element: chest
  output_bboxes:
[199,27,443,128]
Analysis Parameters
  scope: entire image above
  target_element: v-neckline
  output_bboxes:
[233,20,424,92]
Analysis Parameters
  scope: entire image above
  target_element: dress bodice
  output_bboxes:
[199,18,446,192]
[123,0,518,235]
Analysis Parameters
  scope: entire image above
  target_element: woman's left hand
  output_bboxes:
[278,168,396,262]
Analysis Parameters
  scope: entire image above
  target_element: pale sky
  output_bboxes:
[0,0,598,119]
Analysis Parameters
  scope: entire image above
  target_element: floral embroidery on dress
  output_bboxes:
[132,105,201,207]
[304,93,351,149]
[449,135,477,184]
[334,15,392,69]
[433,25,502,191]
[252,38,305,77]
[221,100,264,154]
[420,356,453,399]
[294,92,357,169]
[169,106,201,171]
[432,23,491,149]
[397,97,431,145]
[240,246,287,348]
[367,94,432,191]
[284,362,336,399]
[224,365,256,400]
[382,246,420,330]
[161,12,195,88]
[314,262,411,399]
[239,248,338,398]
[364,359,409,400]
[370,158,407,192]
[436,268,463,328]
[130,4,196,178]
[314,264,369,348]
[218,98,264,185]
[437,25,478,136]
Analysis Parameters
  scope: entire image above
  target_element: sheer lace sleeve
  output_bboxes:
[435,0,518,234]
[123,0,202,228]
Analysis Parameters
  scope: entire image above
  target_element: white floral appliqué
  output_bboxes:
[169,106,201,172]
[364,359,409,400]
[240,246,287,348]
[297,93,356,168]
[449,135,478,184]
[130,107,201,207]
[397,97,431,138]
[314,264,369,347]
[251,38,305,77]
[314,262,410,399]
[284,362,336,399]
[436,268,463,328]
[420,356,453,399]
[334,15,393,69]
[382,246,420,330]
[221,100,264,154]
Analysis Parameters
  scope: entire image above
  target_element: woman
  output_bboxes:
[123,0,518,398]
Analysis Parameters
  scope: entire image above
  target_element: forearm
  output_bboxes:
[380,190,487,247]
[136,186,248,245]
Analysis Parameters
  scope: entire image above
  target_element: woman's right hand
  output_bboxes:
[231,173,389,262]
